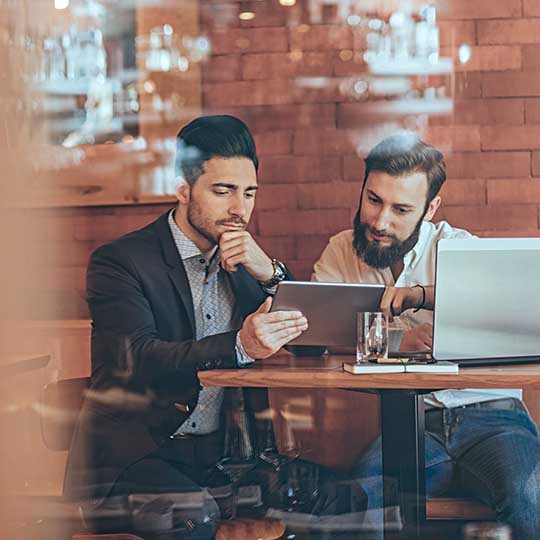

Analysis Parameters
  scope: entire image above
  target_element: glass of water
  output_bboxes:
[356,312,388,363]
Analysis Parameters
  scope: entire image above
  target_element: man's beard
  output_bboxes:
[353,211,423,269]
[187,199,247,246]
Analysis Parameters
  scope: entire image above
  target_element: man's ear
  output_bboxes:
[424,195,441,221]
[175,177,191,205]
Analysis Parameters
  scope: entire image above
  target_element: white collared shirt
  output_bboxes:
[312,220,522,408]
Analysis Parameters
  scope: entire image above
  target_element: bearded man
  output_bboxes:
[312,133,540,540]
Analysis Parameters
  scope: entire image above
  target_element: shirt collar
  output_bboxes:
[167,210,219,264]
[403,221,431,270]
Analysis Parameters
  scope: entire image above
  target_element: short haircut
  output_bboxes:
[175,115,258,185]
[363,132,446,207]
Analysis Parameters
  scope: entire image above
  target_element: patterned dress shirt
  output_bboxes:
[168,211,254,435]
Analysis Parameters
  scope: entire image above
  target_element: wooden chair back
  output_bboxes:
[40,377,90,451]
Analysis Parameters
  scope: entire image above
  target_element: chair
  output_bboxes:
[41,377,90,452]
[40,378,285,540]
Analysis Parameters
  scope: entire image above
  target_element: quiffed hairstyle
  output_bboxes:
[175,115,258,185]
[362,132,446,208]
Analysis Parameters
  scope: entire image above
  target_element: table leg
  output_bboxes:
[380,390,425,540]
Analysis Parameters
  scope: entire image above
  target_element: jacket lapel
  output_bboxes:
[153,212,267,331]
[155,212,196,335]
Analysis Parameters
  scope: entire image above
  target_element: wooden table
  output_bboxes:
[200,354,540,540]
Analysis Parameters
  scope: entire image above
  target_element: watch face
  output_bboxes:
[274,260,286,279]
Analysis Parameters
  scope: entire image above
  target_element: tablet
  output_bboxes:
[270,281,385,346]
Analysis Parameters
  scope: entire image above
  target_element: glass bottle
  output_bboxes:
[389,0,414,61]
[218,388,257,483]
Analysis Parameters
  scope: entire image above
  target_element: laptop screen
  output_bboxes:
[433,238,540,362]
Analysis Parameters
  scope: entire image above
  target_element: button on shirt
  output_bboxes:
[168,212,253,435]
[312,220,521,408]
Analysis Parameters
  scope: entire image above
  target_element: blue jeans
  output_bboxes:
[352,399,540,540]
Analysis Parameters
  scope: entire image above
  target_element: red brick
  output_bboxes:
[285,260,315,281]
[297,182,361,209]
[455,72,483,99]
[259,155,342,183]
[522,45,540,71]
[437,205,537,230]
[478,19,540,45]
[532,151,540,176]
[526,99,540,123]
[449,45,521,72]
[343,155,366,181]
[289,24,354,51]
[206,104,336,133]
[476,229,540,238]
[237,0,286,27]
[439,179,487,206]
[254,131,293,155]
[199,3,240,31]
[252,235,296,261]
[423,126,481,152]
[242,52,332,80]
[202,55,241,82]
[336,102,396,127]
[258,209,350,236]
[333,51,367,77]
[74,214,156,242]
[481,126,540,150]
[438,0,521,20]
[203,80,295,107]
[296,234,333,260]
[453,99,524,125]
[209,27,288,55]
[446,152,530,178]
[293,128,356,156]
[291,80,345,105]
[246,216,259,237]
[524,0,540,16]
[255,184,297,210]
[439,20,476,47]
[487,179,540,204]
[483,72,540,98]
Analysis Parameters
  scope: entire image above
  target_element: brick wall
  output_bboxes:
[41,0,540,318]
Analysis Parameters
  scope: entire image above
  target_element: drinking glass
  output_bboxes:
[356,312,388,363]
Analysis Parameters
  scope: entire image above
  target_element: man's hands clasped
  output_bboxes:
[239,298,308,359]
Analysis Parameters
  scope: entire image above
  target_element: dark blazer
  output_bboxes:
[63,211,271,506]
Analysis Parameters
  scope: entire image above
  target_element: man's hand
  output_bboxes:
[220,231,273,281]
[380,285,426,317]
[399,323,433,352]
[239,298,308,359]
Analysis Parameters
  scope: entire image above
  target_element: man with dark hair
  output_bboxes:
[64,115,307,534]
[313,132,540,539]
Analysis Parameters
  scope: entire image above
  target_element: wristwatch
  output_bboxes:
[260,258,287,288]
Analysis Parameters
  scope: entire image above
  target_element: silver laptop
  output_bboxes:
[270,281,384,346]
[432,238,540,365]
